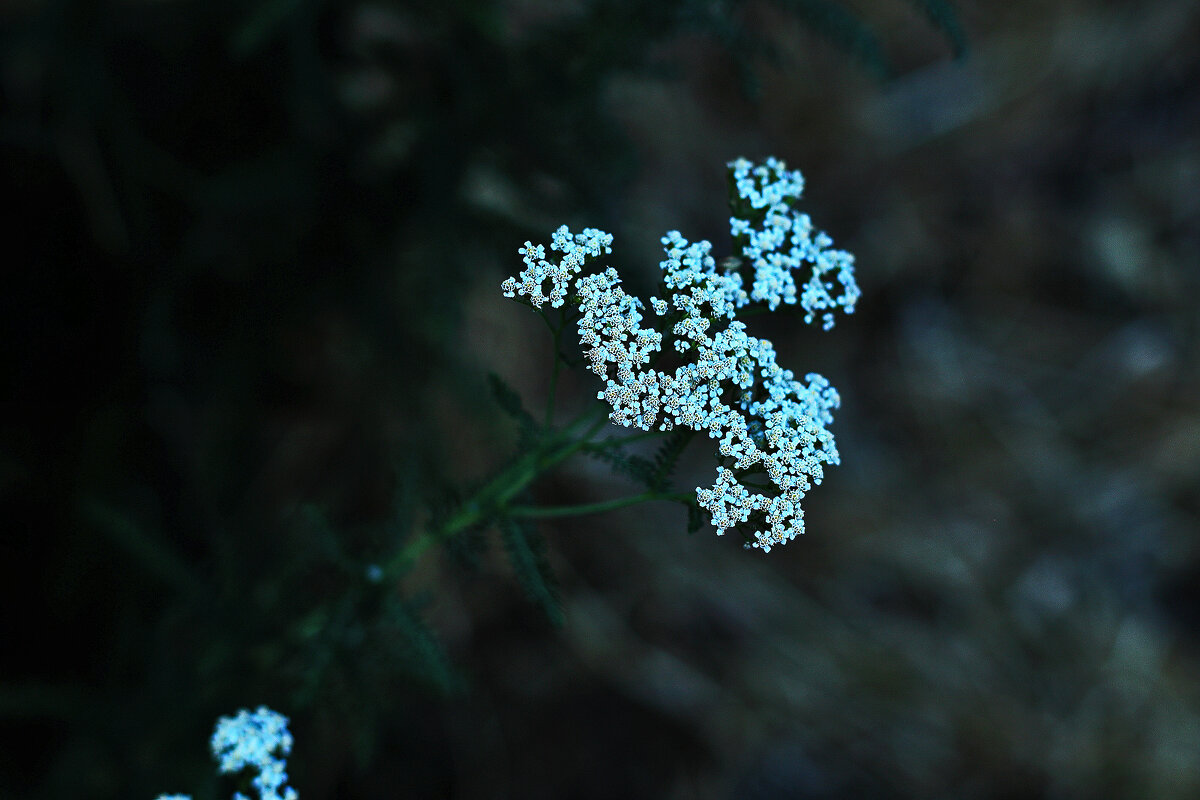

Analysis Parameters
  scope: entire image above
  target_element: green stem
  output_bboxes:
[591,428,671,447]
[509,490,694,519]
[546,312,564,427]
[546,361,560,426]
[384,406,610,576]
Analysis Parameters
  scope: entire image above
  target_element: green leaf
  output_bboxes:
[381,593,461,694]
[426,482,464,536]
[500,517,564,627]
[595,445,655,486]
[647,429,694,492]
[487,371,538,445]
[290,592,354,707]
[445,524,490,572]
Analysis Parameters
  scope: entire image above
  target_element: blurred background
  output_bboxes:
[2,0,1198,797]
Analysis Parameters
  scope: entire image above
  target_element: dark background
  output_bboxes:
[2,0,1198,797]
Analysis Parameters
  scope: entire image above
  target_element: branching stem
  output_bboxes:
[509,490,694,519]
[385,405,609,577]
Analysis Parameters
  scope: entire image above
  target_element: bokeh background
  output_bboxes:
[3,0,1199,797]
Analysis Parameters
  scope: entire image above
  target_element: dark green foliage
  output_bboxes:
[581,429,693,493]
[582,440,657,486]
[487,371,539,448]
[445,522,492,572]
[380,592,462,694]
[426,483,466,544]
[646,429,695,492]
[290,591,359,707]
[423,478,492,570]
[499,517,565,627]
[292,503,359,575]
[288,584,460,740]
[1,0,969,795]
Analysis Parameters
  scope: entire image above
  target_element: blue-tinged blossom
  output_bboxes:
[211,706,298,800]
[153,706,298,800]
[501,159,858,551]
[727,157,860,328]
[502,224,614,309]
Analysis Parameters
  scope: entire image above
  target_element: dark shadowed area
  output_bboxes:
[2,0,1198,798]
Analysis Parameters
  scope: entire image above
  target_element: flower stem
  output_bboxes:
[508,490,694,519]
[590,428,672,447]
[383,406,610,576]
[546,312,564,427]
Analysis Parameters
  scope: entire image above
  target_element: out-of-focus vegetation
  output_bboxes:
[3,0,1199,797]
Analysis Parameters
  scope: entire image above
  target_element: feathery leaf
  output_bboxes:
[583,442,655,486]
[647,428,694,492]
[500,517,564,627]
[381,593,461,694]
[487,371,539,447]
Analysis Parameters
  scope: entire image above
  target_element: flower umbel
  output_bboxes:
[501,225,614,309]
[502,158,859,552]
[728,156,860,328]
[155,706,298,800]
[211,706,298,800]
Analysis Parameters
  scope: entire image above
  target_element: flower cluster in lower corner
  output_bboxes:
[155,706,298,800]
[501,158,858,553]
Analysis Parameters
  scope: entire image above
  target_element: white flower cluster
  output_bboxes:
[211,706,298,800]
[728,156,860,329]
[155,706,298,800]
[501,159,856,552]
[501,225,614,309]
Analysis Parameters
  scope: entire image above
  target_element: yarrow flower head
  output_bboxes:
[727,157,860,329]
[501,225,613,309]
[501,158,859,552]
[154,706,298,800]
[211,706,298,800]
